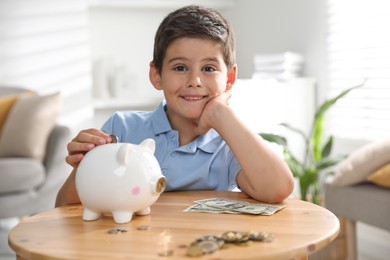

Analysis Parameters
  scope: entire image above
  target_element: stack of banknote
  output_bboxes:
[183,198,285,215]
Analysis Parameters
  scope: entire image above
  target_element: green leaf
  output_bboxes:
[314,83,363,121]
[280,123,308,143]
[316,155,346,170]
[311,82,364,163]
[321,136,333,159]
[312,115,324,162]
[258,133,287,147]
[284,150,303,177]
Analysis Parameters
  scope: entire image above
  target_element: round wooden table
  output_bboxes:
[9,191,339,259]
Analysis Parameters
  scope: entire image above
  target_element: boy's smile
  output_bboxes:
[150,37,234,131]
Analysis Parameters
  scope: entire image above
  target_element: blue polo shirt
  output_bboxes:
[101,101,240,192]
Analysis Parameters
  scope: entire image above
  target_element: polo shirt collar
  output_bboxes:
[151,101,222,153]
[151,101,172,135]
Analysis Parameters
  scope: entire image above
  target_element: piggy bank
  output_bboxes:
[75,138,166,224]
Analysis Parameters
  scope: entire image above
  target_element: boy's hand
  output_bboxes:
[65,128,113,168]
[194,91,232,135]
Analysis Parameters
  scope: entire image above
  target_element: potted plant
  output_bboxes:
[259,83,364,204]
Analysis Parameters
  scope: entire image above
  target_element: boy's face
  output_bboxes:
[150,37,236,125]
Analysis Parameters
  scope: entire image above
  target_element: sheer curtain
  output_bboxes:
[326,0,390,140]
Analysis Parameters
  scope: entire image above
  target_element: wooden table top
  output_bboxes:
[9,191,339,260]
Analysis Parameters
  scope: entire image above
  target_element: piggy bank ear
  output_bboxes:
[140,138,156,154]
[116,144,133,165]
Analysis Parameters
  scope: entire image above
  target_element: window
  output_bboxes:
[326,0,390,140]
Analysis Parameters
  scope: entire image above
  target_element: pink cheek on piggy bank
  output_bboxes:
[132,186,141,196]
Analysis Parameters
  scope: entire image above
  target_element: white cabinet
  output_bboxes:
[230,78,316,160]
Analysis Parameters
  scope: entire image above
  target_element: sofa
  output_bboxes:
[0,87,71,218]
[323,138,390,259]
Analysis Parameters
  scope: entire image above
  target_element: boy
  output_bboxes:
[56,5,293,207]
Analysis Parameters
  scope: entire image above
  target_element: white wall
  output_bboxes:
[88,0,327,112]
[224,0,326,100]
[0,0,94,132]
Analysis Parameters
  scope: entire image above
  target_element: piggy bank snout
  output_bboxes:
[152,176,166,195]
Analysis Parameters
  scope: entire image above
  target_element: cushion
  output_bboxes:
[331,139,390,186]
[367,163,390,188]
[0,92,62,161]
[0,91,35,134]
[0,157,45,193]
[0,94,19,134]
[324,182,390,231]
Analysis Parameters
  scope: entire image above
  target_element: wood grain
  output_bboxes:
[9,191,339,260]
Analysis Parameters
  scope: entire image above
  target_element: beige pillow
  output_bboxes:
[0,92,35,134]
[0,94,19,133]
[367,163,390,188]
[0,92,62,161]
[331,139,390,186]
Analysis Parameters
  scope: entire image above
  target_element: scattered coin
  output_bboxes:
[107,229,119,234]
[137,225,151,231]
[197,240,219,254]
[187,245,204,257]
[221,231,249,243]
[186,230,275,256]
[249,231,274,242]
[158,249,174,257]
[193,235,225,248]
[107,227,128,234]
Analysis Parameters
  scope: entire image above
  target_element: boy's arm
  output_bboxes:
[55,169,80,207]
[196,93,294,203]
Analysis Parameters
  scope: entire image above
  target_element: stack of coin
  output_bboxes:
[107,227,129,234]
[187,235,225,257]
[186,231,274,257]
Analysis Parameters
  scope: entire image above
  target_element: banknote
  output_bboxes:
[184,198,285,215]
[183,202,240,214]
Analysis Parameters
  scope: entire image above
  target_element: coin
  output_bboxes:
[249,231,274,242]
[117,227,128,232]
[158,249,174,257]
[197,240,219,254]
[187,245,204,257]
[221,231,238,242]
[107,227,128,234]
[110,134,118,143]
[107,229,119,234]
[137,225,150,231]
[222,231,249,243]
[193,235,225,248]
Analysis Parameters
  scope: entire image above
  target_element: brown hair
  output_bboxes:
[152,5,236,73]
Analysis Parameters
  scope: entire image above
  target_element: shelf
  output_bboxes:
[93,98,160,111]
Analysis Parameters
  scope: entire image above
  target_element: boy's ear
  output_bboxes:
[226,64,237,91]
[149,62,162,90]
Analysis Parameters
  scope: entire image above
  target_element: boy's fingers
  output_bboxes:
[74,129,112,145]
[67,142,95,155]
[65,153,84,168]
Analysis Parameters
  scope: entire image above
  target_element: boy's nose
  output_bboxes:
[187,72,202,87]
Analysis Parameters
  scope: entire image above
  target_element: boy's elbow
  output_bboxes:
[273,173,295,203]
[271,183,294,203]
[254,174,295,204]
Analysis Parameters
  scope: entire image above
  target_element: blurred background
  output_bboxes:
[1,0,389,259]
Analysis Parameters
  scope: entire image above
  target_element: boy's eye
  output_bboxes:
[173,65,187,72]
[203,66,216,72]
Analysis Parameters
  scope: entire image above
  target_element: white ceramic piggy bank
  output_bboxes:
[75,138,166,224]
